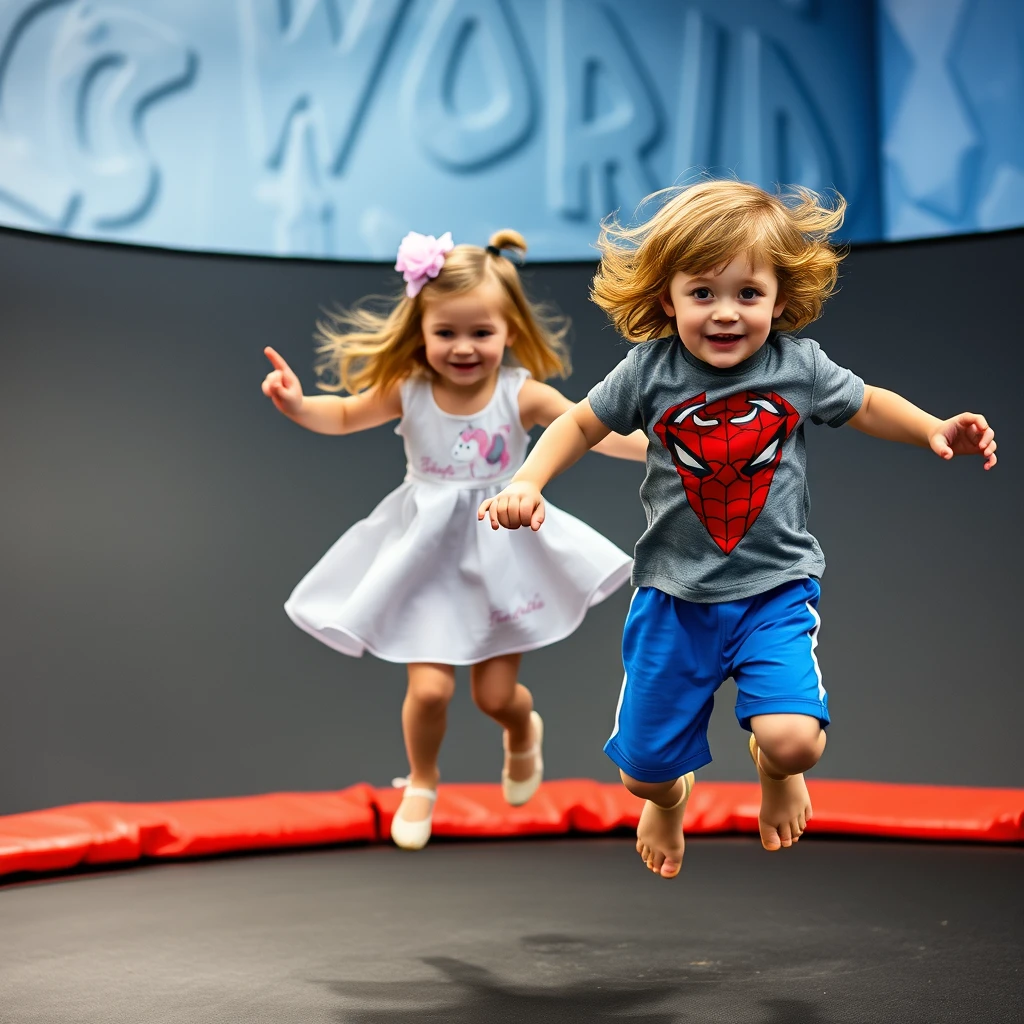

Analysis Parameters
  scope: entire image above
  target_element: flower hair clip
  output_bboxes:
[395,231,454,297]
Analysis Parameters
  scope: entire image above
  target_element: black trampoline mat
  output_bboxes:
[2,837,1021,1023]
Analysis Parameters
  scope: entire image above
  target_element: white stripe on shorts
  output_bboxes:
[806,599,825,701]
[608,588,641,740]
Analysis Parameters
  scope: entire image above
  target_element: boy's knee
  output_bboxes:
[752,714,824,775]
[619,770,678,801]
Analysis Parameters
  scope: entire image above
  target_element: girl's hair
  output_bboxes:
[314,229,570,394]
[591,179,847,340]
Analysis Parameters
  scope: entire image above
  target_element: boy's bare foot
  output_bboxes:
[748,735,811,850]
[636,772,695,878]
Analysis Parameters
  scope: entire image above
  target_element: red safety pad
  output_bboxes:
[2,780,1021,881]
[0,787,377,878]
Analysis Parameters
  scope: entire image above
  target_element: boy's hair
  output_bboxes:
[315,229,570,395]
[591,179,847,341]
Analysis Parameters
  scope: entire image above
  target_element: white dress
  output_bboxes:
[284,367,633,665]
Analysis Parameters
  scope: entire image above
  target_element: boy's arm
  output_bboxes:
[847,385,997,469]
[518,379,647,461]
[478,399,611,530]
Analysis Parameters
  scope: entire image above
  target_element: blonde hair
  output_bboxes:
[314,229,570,394]
[591,179,847,340]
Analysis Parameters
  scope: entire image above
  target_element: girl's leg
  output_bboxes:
[619,771,696,879]
[400,662,456,823]
[749,712,826,851]
[469,653,537,784]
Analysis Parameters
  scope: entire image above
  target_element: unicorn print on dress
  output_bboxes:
[451,424,511,479]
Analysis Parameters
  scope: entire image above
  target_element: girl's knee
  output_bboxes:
[408,680,454,714]
[472,686,514,718]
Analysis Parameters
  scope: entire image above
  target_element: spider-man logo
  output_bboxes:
[654,390,799,554]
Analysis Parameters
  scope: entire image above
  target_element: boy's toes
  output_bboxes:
[660,855,682,879]
[759,821,783,852]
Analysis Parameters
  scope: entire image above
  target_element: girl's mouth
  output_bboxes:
[449,362,481,371]
[707,334,743,343]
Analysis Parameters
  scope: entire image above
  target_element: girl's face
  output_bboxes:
[661,254,786,369]
[420,280,514,389]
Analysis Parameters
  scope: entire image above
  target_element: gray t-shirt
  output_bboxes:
[588,333,864,603]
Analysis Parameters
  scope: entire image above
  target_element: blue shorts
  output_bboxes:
[604,578,828,783]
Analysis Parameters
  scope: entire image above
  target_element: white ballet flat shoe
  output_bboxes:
[389,777,438,851]
[502,710,544,806]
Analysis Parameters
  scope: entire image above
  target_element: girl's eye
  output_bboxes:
[692,287,711,300]
[474,329,493,338]
[739,288,761,300]
[435,329,454,338]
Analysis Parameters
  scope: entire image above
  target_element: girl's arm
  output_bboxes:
[479,399,611,530]
[518,379,647,461]
[847,384,997,469]
[262,346,402,434]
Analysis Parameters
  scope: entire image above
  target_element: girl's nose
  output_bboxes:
[712,305,739,322]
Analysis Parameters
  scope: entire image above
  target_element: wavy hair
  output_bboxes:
[591,179,847,340]
[314,230,570,394]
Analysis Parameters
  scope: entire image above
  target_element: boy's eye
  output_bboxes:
[739,287,762,300]
[692,287,712,300]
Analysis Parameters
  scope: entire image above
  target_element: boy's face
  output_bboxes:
[660,256,785,369]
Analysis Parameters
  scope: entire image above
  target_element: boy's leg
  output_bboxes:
[469,653,538,784]
[749,713,825,850]
[604,588,720,879]
[620,770,696,878]
[401,662,456,822]
[728,578,829,851]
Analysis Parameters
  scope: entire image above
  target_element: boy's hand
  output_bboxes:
[478,482,545,531]
[262,346,304,416]
[929,413,997,470]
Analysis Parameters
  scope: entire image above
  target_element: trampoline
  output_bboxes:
[2,780,1023,1023]
[3,835,1022,1023]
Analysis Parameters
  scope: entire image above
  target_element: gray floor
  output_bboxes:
[2,837,1021,1023]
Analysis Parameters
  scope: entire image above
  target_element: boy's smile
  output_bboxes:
[661,256,786,369]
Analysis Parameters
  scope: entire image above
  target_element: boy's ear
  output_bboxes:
[772,294,787,320]
[660,289,676,318]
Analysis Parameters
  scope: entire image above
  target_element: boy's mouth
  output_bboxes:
[706,333,744,343]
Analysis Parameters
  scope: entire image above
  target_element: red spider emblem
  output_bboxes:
[654,390,799,554]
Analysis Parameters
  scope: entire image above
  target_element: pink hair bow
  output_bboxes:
[395,231,454,297]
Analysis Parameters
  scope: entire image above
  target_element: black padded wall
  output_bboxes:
[1,228,1020,814]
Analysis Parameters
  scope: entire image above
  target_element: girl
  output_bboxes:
[262,229,646,851]
[480,180,997,878]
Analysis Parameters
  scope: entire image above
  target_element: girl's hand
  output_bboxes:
[478,482,546,531]
[929,413,997,470]
[262,346,304,416]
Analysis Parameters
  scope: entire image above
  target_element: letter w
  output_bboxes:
[241,0,408,175]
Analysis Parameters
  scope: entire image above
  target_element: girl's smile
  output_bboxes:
[421,280,514,390]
